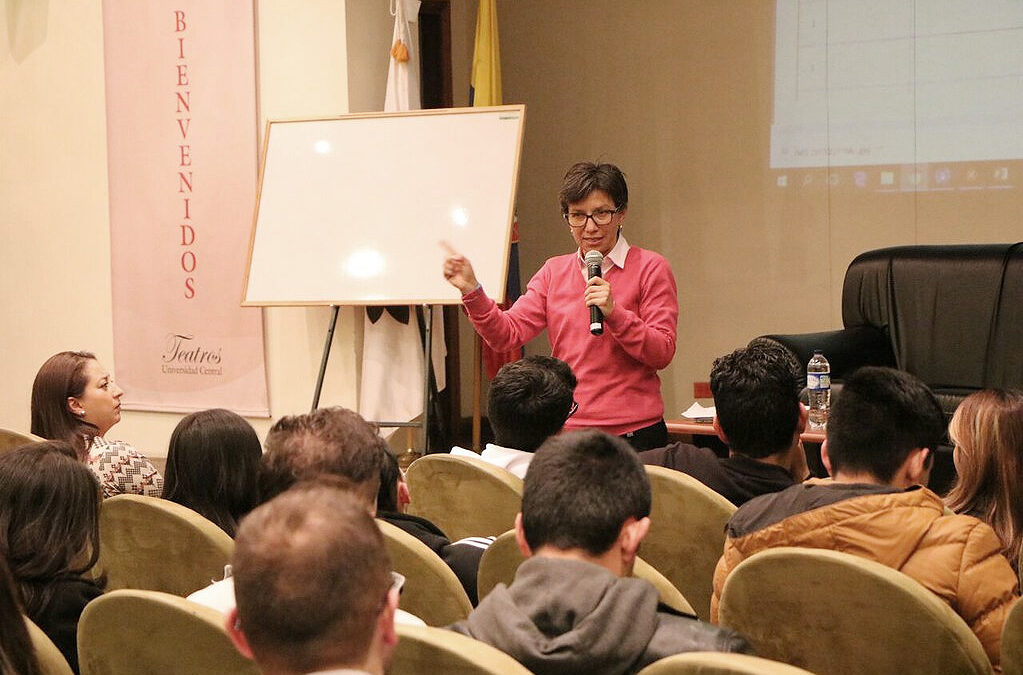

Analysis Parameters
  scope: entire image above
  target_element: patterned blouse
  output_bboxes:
[87,437,164,498]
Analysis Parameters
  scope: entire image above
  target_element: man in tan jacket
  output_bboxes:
[711,367,1019,670]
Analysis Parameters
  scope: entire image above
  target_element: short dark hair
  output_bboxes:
[488,356,577,452]
[710,340,803,458]
[233,483,392,673]
[260,407,385,504]
[0,442,103,617]
[163,408,263,537]
[558,162,629,213]
[826,367,945,482]
[376,448,402,514]
[30,351,100,459]
[521,430,650,556]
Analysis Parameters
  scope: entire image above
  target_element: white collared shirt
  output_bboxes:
[450,443,533,479]
[576,233,631,279]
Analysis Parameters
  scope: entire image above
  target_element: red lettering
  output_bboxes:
[179,145,192,167]
[178,171,193,193]
[177,64,189,87]
[184,277,196,299]
[176,92,190,113]
[177,37,185,59]
[174,11,187,32]
[180,224,195,245]
[177,118,190,139]
[182,197,191,220]
[181,251,197,273]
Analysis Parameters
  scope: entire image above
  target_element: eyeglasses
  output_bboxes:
[564,208,619,229]
[568,401,579,417]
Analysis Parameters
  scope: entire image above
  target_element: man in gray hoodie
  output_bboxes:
[449,429,750,674]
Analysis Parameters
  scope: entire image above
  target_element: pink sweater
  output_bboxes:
[462,247,678,435]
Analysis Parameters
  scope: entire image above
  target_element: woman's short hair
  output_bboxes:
[0,441,103,616]
[163,408,263,538]
[558,162,629,213]
[30,351,99,459]
[946,389,1023,571]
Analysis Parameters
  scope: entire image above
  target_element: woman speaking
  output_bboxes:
[442,162,678,450]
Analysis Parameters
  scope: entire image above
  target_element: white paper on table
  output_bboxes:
[681,402,716,421]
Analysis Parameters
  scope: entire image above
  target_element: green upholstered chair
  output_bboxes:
[24,617,74,675]
[0,427,44,454]
[477,529,696,615]
[404,453,523,542]
[77,589,259,675]
[392,624,532,675]
[377,519,472,626]
[99,494,234,596]
[1002,597,1023,675]
[642,465,736,621]
[717,547,993,675]
[636,652,816,675]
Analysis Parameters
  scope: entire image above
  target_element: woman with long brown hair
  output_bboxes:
[31,350,162,497]
[945,389,1023,574]
[0,442,105,673]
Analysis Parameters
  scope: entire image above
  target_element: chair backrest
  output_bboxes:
[477,529,695,615]
[377,519,472,626]
[392,624,532,675]
[77,589,259,675]
[99,494,234,596]
[0,427,44,454]
[718,547,994,675]
[1002,596,1023,675]
[642,465,736,620]
[405,454,523,542]
[636,652,816,675]
[24,617,74,675]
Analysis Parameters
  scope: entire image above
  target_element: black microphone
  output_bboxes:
[584,250,604,335]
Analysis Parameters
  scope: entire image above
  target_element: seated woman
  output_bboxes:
[945,389,1023,574]
[0,441,105,673]
[163,408,262,537]
[31,350,162,497]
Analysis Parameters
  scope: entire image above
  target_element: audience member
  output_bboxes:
[451,355,577,478]
[0,554,41,675]
[30,350,162,497]
[163,408,262,537]
[711,367,1020,669]
[188,407,423,627]
[946,389,1023,575]
[450,430,751,674]
[377,449,492,604]
[226,483,399,675]
[640,339,809,505]
[0,442,104,673]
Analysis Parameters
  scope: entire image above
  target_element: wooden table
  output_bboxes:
[666,419,826,445]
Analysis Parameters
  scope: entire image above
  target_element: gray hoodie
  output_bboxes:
[449,556,751,674]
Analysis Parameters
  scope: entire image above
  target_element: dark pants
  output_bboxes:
[621,419,668,452]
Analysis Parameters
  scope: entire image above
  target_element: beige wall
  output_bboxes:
[1,0,356,458]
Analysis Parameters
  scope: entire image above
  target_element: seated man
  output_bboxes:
[711,366,1019,669]
[451,355,576,478]
[640,339,809,505]
[450,429,751,674]
[227,483,399,675]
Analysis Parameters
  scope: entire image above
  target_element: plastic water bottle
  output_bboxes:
[807,350,831,430]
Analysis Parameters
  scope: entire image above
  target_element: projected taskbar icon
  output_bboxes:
[774,162,1014,192]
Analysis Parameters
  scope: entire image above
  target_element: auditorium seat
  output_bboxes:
[392,624,531,674]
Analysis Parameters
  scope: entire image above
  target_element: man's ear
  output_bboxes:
[712,417,728,446]
[821,440,833,476]
[397,480,411,512]
[379,586,399,649]
[619,516,651,568]
[904,447,931,487]
[225,608,254,660]
[797,403,809,434]
[514,513,533,558]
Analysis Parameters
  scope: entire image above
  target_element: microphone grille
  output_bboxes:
[584,250,604,265]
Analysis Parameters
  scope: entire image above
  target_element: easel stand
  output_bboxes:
[310,305,435,451]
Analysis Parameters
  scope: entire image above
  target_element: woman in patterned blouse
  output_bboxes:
[30,350,163,498]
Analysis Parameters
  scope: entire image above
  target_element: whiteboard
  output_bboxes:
[242,105,525,306]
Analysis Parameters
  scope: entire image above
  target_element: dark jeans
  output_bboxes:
[621,419,668,452]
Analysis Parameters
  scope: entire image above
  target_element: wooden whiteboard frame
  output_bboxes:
[242,105,525,306]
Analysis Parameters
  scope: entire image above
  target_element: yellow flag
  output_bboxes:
[470,0,501,106]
